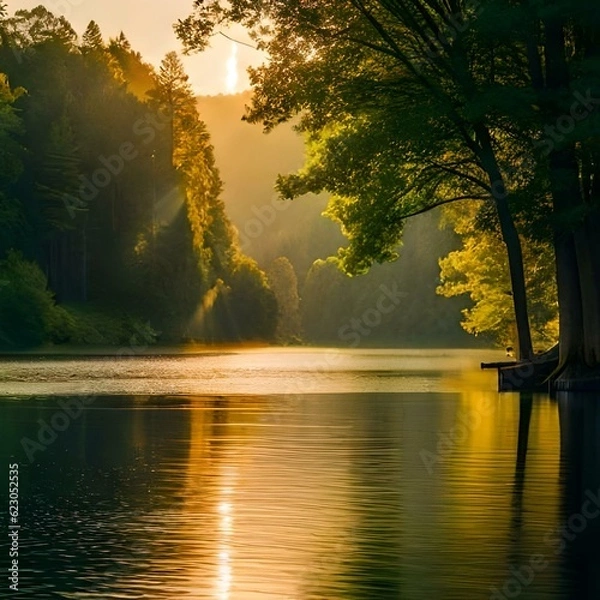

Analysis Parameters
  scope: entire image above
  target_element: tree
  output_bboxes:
[2,6,77,49]
[0,250,59,347]
[106,42,156,101]
[34,114,86,301]
[0,9,279,346]
[176,0,536,359]
[438,202,558,351]
[0,72,24,256]
[267,256,302,342]
[81,20,103,52]
[111,31,131,51]
[148,51,278,341]
[150,51,198,168]
[514,0,600,377]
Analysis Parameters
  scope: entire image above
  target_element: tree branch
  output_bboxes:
[395,194,488,220]
[214,30,258,49]
[426,162,490,192]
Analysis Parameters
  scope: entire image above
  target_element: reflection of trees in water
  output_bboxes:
[557,392,600,600]
[40,394,265,596]
[302,395,404,599]
[510,392,534,539]
[505,392,600,600]
[1,395,194,597]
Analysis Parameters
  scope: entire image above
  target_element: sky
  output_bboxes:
[7,0,263,95]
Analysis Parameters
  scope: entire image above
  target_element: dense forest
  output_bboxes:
[0,2,585,360]
[0,5,276,347]
[178,0,600,384]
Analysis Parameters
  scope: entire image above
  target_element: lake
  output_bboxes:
[1,348,599,599]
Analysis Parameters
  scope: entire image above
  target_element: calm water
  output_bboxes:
[0,349,599,599]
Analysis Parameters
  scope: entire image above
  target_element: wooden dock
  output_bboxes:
[481,349,558,392]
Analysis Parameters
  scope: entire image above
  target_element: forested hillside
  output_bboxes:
[0,6,276,347]
[198,93,474,347]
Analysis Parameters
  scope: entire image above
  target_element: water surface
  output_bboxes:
[1,349,599,599]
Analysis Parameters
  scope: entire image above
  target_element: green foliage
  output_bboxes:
[0,10,278,346]
[266,257,302,342]
[212,258,278,341]
[81,20,103,52]
[52,304,158,346]
[300,211,471,346]
[0,250,58,347]
[438,203,558,351]
[0,252,157,348]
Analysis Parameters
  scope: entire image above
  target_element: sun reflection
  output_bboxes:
[216,476,236,599]
[218,501,232,516]
[217,552,232,600]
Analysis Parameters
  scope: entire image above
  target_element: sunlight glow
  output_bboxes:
[218,501,232,516]
[190,282,223,332]
[216,473,235,599]
[217,552,232,600]
[217,517,233,599]
[225,43,239,94]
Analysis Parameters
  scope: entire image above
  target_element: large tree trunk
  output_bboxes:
[495,194,534,361]
[545,147,600,382]
[477,126,534,360]
[549,149,587,372]
[543,16,600,382]
[548,149,600,381]
[575,214,600,366]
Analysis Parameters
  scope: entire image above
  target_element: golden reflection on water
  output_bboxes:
[118,388,562,599]
[1,356,598,599]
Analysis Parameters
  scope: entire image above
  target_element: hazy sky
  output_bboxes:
[7,0,263,95]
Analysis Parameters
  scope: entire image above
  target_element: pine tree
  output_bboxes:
[113,31,130,50]
[152,52,198,166]
[81,20,103,52]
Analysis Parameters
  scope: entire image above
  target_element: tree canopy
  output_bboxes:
[0,8,277,347]
[178,0,600,379]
